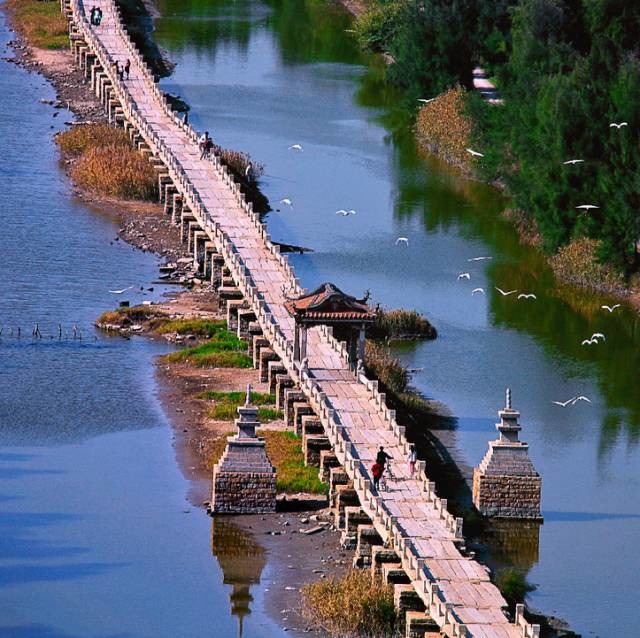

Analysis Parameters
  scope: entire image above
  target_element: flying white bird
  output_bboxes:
[418,98,435,104]
[280,198,293,207]
[472,288,485,295]
[581,337,599,346]
[496,287,517,296]
[466,148,484,157]
[518,293,537,300]
[335,209,356,216]
[591,332,606,341]
[563,159,584,165]
[245,163,252,176]
[552,397,577,407]
[288,144,303,151]
[468,256,492,262]
[601,304,621,313]
[572,395,592,404]
[108,286,134,294]
[609,122,628,129]
[576,204,600,211]
[395,237,409,246]
[457,272,471,281]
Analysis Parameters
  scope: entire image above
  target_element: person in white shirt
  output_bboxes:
[407,444,417,477]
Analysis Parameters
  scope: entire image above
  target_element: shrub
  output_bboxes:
[6,0,68,49]
[495,568,536,607]
[370,308,436,340]
[301,570,396,637]
[96,305,163,327]
[71,143,157,200]
[355,1,403,53]
[415,86,474,168]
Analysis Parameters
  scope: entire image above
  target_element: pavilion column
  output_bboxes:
[294,324,301,361]
[357,325,366,362]
[300,325,308,361]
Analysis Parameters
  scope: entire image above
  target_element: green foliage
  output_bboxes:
[355,1,403,53]
[201,390,282,422]
[495,568,536,606]
[164,327,252,368]
[7,0,69,49]
[155,318,227,338]
[370,308,437,340]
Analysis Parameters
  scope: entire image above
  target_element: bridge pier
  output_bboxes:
[319,450,340,482]
[354,525,382,566]
[258,348,279,383]
[236,308,257,339]
[283,389,305,427]
[267,361,286,394]
[226,299,247,332]
[275,374,294,410]
[293,401,313,435]
[303,434,331,467]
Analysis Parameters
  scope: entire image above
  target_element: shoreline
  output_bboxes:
[336,0,640,312]
[4,3,577,636]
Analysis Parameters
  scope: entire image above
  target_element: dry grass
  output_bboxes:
[365,340,408,396]
[71,144,157,200]
[300,570,397,637]
[6,0,68,49]
[57,125,131,156]
[370,308,436,340]
[501,208,542,247]
[207,430,327,494]
[415,86,474,169]
[96,305,164,329]
[550,238,626,294]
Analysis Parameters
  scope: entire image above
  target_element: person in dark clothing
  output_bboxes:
[124,59,131,79]
[376,446,392,468]
[89,7,97,25]
[95,8,103,26]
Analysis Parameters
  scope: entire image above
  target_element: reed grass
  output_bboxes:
[370,308,436,340]
[415,86,473,169]
[300,570,397,637]
[96,305,163,327]
[71,143,157,200]
[6,0,68,49]
[208,430,327,494]
[365,341,408,396]
[495,568,536,608]
[57,125,131,156]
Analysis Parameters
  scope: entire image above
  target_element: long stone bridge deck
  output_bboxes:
[62,1,540,636]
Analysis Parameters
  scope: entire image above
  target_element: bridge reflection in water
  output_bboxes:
[211,518,266,638]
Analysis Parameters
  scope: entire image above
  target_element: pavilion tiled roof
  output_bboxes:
[285,282,375,322]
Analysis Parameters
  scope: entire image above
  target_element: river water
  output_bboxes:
[0,7,288,637]
[155,0,640,635]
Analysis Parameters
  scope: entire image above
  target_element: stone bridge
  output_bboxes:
[61,1,540,635]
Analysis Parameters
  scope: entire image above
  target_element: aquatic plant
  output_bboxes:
[300,570,397,637]
[56,125,131,156]
[6,0,68,49]
[370,308,437,340]
[495,568,536,608]
[364,340,408,396]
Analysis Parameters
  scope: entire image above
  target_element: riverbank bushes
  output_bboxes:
[495,568,536,608]
[300,570,396,637]
[6,0,68,49]
[353,0,640,281]
[57,124,157,200]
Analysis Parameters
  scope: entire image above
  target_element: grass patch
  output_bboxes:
[202,391,282,422]
[154,318,227,338]
[208,430,327,495]
[369,307,436,340]
[300,570,396,637]
[6,0,68,49]
[164,329,252,368]
[197,390,274,404]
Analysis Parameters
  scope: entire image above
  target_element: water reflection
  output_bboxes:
[211,519,266,637]
[485,520,541,573]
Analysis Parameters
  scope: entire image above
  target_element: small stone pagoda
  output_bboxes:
[211,385,276,514]
[284,282,375,369]
[472,390,542,520]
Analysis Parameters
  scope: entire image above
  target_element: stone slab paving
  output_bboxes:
[67,2,538,635]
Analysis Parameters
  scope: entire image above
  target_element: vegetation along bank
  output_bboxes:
[350,0,640,297]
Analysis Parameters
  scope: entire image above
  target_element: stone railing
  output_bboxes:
[64,3,540,635]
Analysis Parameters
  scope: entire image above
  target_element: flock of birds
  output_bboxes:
[460,122,632,409]
[272,130,630,411]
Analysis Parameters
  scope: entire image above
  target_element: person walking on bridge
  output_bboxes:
[124,59,131,79]
[199,131,213,159]
[407,444,417,477]
[376,446,391,469]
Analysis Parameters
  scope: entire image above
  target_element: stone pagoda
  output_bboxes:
[472,389,542,520]
[211,385,276,514]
